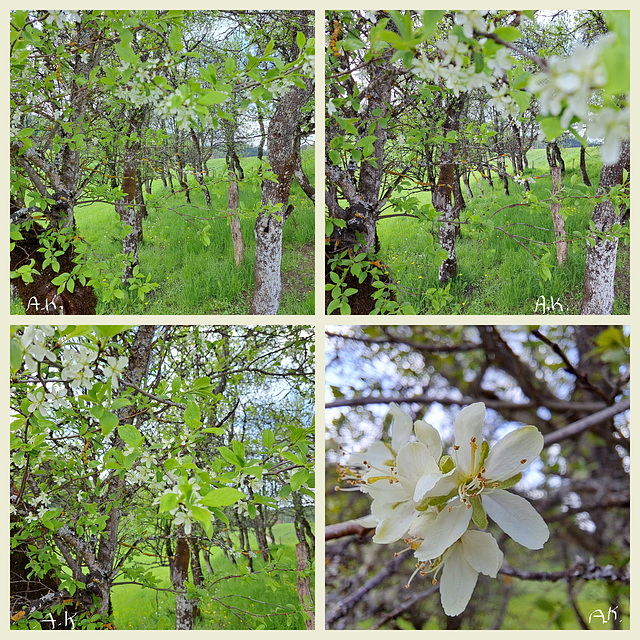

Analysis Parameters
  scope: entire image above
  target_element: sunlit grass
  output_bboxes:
[377,146,629,314]
[10,149,315,315]
[112,523,314,631]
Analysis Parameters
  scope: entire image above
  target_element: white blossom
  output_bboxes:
[454,10,488,39]
[103,355,129,390]
[437,35,468,67]
[27,388,50,415]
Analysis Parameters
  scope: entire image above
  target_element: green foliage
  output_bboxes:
[11,325,315,630]
[377,147,629,314]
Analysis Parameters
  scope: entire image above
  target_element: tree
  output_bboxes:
[10,10,315,315]
[250,10,315,314]
[325,325,629,629]
[325,10,629,314]
[11,325,315,630]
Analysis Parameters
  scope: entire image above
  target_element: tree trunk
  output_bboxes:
[115,107,148,283]
[435,97,464,285]
[170,525,194,630]
[580,145,592,187]
[293,130,314,204]
[227,172,245,266]
[462,169,473,200]
[116,141,142,283]
[250,11,313,314]
[253,503,272,562]
[580,139,630,314]
[190,127,212,205]
[452,166,465,238]
[295,543,315,630]
[550,166,568,266]
[174,147,191,204]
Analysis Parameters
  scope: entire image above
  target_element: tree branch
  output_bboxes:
[325,519,374,541]
[325,393,607,415]
[543,398,630,447]
[500,558,629,584]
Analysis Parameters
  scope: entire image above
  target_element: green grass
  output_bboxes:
[377,146,630,315]
[11,150,315,315]
[112,523,314,630]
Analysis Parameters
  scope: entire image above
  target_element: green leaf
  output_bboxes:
[100,411,119,436]
[159,493,178,513]
[219,446,241,466]
[296,30,306,51]
[538,116,566,142]
[469,495,488,528]
[232,439,245,461]
[494,26,522,43]
[92,325,132,338]
[200,486,245,508]
[10,339,22,372]
[329,149,341,165]
[197,90,229,106]
[262,429,275,449]
[184,398,201,429]
[118,423,143,448]
[290,469,309,492]
[114,43,138,64]
[168,25,183,52]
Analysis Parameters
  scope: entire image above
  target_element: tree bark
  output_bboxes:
[580,145,592,187]
[227,172,245,266]
[580,139,630,314]
[295,543,315,630]
[436,97,464,285]
[115,107,148,283]
[550,166,568,266]
[250,11,313,314]
[170,525,194,630]
[190,127,212,205]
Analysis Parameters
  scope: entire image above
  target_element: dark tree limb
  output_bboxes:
[543,398,629,447]
[500,559,629,584]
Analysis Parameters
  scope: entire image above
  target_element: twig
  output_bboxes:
[532,329,612,402]
[500,558,629,584]
[543,398,629,447]
[372,585,439,630]
[326,553,409,627]
[325,393,607,415]
[325,520,374,541]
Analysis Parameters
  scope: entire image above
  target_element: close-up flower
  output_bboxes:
[416,403,550,552]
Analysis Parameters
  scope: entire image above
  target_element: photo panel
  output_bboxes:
[10,324,315,630]
[325,10,629,316]
[325,324,629,629]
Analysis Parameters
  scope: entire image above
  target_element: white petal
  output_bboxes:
[349,440,395,473]
[414,420,443,460]
[484,426,543,481]
[454,403,485,474]
[422,472,458,499]
[390,403,414,452]
[460,530,503,577]
[483,490,550,549]
[439,542,479,617]
[414,503,471,560]
[396,442,440,501]
[407,509,437,538]
[372,499,415,544]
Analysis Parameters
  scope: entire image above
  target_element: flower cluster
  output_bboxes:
[339,402,549,616]
[411,11,515,102]
[528,33,629,163]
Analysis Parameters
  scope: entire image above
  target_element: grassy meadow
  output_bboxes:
[112,523,314,630]
[377,146,630,315]
[11,149,315,315]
